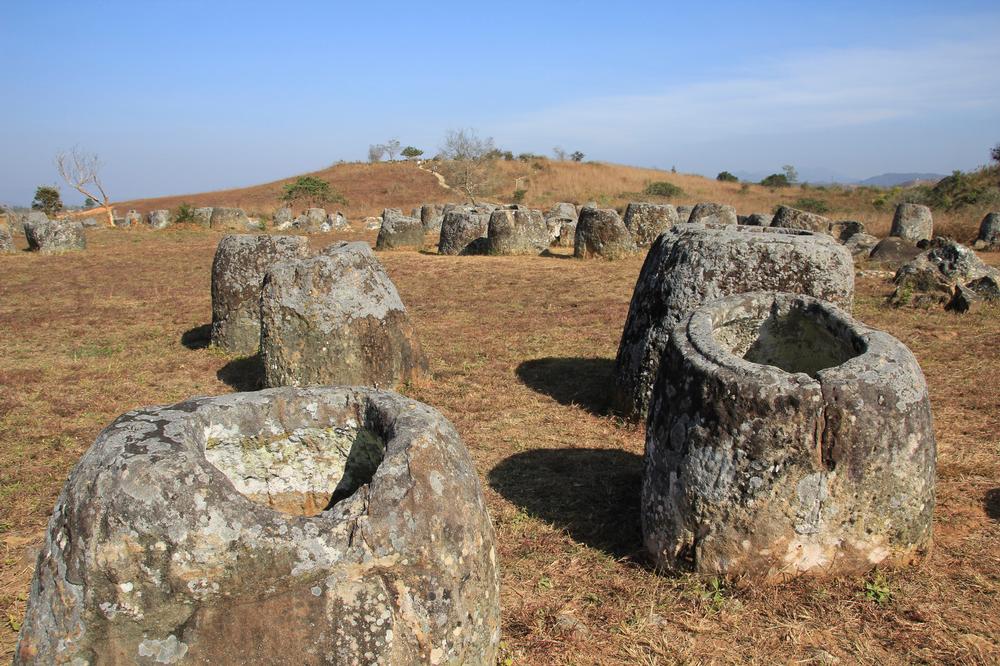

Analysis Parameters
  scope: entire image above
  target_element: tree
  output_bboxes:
[401,146,423,160]
[716,171,739,182]
[552,146,567,161]
[56,147,114,227]
[438,128,500,203]
[760,173,790,188]
[281,176,346,207]
[32,186,63,215]
[384,138,401,160]
[570,151,584,162]
[991,143,1000,165]
[782,164,799,184]
[368,144,386,163]
[83,197,97,209]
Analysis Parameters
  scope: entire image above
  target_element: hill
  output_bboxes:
[109,159,991,239]
[857,172,947,187]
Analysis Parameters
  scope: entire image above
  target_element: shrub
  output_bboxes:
[571,151,585,162]
[791,198,830,214]
[643,181,684,198]
[281,176,347,206]
[401,146,423,159]
[760,174,790,188]
[173,202,195,223]
[739,183,750,194]
[918,170,1000,210]
[716,171,738,183]
[512,189,527,203]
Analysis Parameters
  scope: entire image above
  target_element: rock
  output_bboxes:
[375,209,424,250]
[688,202,737,226]
[24,218,86,254]
[0,224,13,253]
[623,202,679,247]
[210,207,254,231]
[676,205,694,223]
[261,241,428,388]
[327,211,350,230]
[210,234,311,355]
[147,209,171,230]
[744,213,774,227]
[891,238,1000,308]
[272,206,294,231]
[573,207,637,260]
[363,216,381,230]
[843,232,879,258]
[124,209,143,227]
[555,221,577,247]
[946,283,980,313]
[15,386,500,665]
[643,291,935,579]
[890,203,933,242]
[829,220,866,242]
[292,207,328,233]
[193,207,214,228]
[974,212,1000,249]
[78,217,101,228]
[420,204,445,232]
[544,203,578,244]
[771,205,831,233]
[868,237,923,267]
[486,207,548,255]
[112,217,129,228]
[614,224,854,419]
[438,207,491,255]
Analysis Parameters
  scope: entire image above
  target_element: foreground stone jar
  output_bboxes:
[16,387,501,665]
[642,292,935,581]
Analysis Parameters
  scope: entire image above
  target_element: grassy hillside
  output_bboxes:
[109,159,998,239]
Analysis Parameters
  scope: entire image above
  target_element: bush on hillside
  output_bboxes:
[281,176,347,207]
[173,202,195,223]
[790,197,831,214]
[643,181,684,198]
[716,171,739,183]
[760,174,790,188]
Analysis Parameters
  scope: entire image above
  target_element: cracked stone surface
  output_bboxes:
[486,207,548,255]
[210,234,311,355]
[771,206,832,234]
[420,204,445,232]
[614,224,854,419]
[642,292,936,580]
[375,209,424,251]
[688,203,737,226]
[437,207,493,255]
[260,241,428,389]
[890,203,933,242]
[210,207,262,232]
[623,203,679,247]
[24,218,86,254]
[15,386,500,665]
[573,207,637,260]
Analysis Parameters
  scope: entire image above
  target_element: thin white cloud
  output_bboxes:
[494,34,1000,154]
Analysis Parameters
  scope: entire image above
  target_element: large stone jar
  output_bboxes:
[642,292,936,581]
[16,387,501,664]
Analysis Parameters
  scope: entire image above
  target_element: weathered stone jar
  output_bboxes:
[642,292,936,581]
[16,387,501,665]
[614,224,854,420]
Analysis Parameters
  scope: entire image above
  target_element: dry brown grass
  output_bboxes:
[1,226,998,664]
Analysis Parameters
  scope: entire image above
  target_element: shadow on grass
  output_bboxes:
[181,323,212,350]
[515,357,615,415]
[539,249,576,260]
[986,488,1000,521]
[218,354,263,391]
[489,448,643,559]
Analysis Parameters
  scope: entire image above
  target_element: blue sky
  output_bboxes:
[2,1,999,205]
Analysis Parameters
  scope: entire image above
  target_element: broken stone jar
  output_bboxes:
[16,387,500,665]
[642,292,935,581]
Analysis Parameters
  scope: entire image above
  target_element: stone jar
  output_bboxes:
[613,224,854,420]
[642,292,936,580]
[210,234,311,355]
[15,387,501,665]
[260,241,428,389]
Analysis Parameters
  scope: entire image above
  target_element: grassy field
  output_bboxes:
[1,225,998,664]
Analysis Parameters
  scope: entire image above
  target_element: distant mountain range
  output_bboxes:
[732,169,946,188]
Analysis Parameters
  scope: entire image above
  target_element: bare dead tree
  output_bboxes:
[438,129,499,203]
[56,147,114,227]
